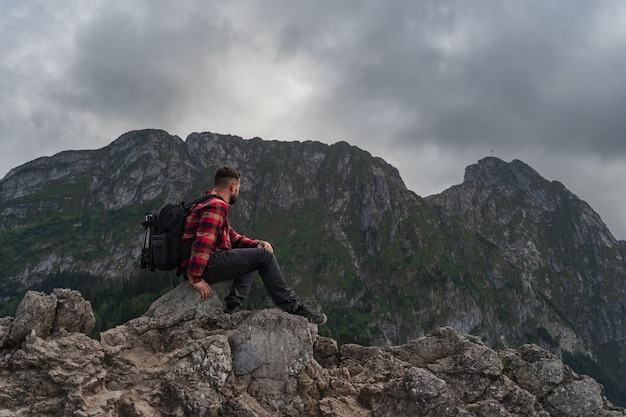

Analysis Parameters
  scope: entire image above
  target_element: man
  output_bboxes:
[178,166,327,325]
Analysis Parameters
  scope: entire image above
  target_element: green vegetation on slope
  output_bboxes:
[563,344,626,408]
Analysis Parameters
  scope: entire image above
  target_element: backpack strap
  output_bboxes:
[183,194,222,213]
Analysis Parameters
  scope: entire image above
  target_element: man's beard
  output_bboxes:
[229,194,238,205]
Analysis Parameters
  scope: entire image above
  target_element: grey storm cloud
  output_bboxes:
[1,0,626,238]
[61,3,238,122]
[274,0,626,156]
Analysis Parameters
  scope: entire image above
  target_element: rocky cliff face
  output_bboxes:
[1,288,624,417]
[428,158,626,348]
[1,130,625,405]
[0,130,413,282]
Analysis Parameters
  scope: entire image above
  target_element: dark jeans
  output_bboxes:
[193,248,299,312]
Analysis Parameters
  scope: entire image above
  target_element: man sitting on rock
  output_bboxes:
[178,165,327,325]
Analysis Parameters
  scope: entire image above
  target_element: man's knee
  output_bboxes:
[257,247,274,262]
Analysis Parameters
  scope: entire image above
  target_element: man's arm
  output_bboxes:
[230,229,259,249]
[230,229,273,252]
[187,203,227,283]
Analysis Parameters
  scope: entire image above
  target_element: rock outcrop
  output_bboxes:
[1,286,623,417]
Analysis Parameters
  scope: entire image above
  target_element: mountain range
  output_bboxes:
[0,129,624,405]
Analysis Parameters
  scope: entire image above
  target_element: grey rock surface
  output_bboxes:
[2,289,95,348]
[0,285,624,416]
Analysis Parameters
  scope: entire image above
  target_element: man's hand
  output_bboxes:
[257,241,274,253]
[190,279,212,301]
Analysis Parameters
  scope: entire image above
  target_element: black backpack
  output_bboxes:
[140,195,213,271]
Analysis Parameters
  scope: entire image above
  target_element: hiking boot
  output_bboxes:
[224,292,244,314]
[223,301,242,314]
[292,304,327,325]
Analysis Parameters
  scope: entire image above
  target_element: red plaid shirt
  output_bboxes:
[179,192,259,283]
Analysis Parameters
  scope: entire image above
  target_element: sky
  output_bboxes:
[1,1,626,239]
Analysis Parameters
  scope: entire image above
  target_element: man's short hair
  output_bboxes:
[214,166,241,187]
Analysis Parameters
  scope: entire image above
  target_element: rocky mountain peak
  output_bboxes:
[449,157,559,213]
[431,156,617,246]
[428,155,625,360]
[1,287,624,417]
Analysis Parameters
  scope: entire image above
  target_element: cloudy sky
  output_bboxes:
[2,1,626,239]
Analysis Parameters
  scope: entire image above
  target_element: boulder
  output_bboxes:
[2,289,95,349]
[5,291,57,346]
[51,288,96,335]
